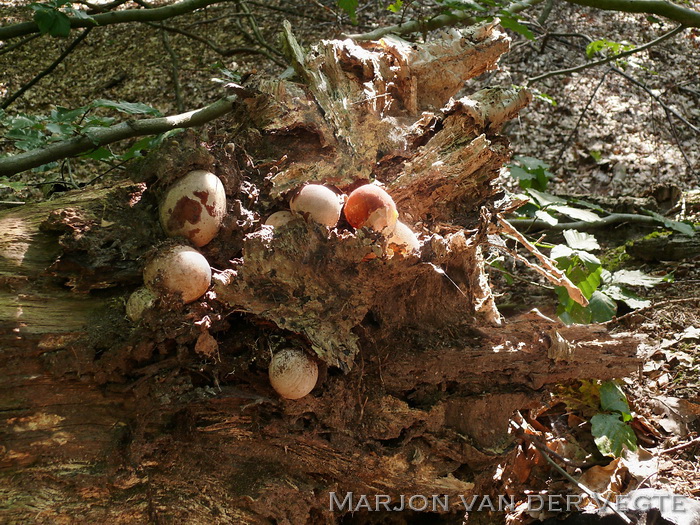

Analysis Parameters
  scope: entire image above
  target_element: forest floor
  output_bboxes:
[1,0,699,521]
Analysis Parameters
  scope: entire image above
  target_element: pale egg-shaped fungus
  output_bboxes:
[265,210,295,228]
[126,286,156,321]
[269,348,319,400]
[387,221,420,256]
[144,245,211,304]
[159,170,226,247]
[290,184,342,228]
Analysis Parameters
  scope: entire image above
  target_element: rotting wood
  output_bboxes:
[0,23,640,524]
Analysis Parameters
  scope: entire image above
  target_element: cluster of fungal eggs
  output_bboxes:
[268,183,420,256]
[126,170,225,321]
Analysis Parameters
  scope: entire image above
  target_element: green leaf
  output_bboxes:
[498,15,534,40]
[549,205,600,222]
[602,285,650,310]
[585,39,634,59]
[550,244,574,262]
[51,105,88,122]
[45,122,74,136]
[0,178,28,191]
[563,230,600,251]
[527,188,565,207]
[338,0,359,23]
[64,7,95,22]
[32,6,71,37]
[91,99,161,116]
[387,0,403,13]
[535,209,558,225]
[591,413,637,457]
[611,269,664,288]
[515,156,551,171]
[532,90,557,106]
[589,290,618,322]
[80,147,114,161]
[643,209,695,237]
[568,265,602,300]
[599,381,632,420]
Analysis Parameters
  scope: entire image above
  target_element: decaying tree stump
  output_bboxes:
[0,22,640,524]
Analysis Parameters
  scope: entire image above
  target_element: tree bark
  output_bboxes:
[0,24,640,524]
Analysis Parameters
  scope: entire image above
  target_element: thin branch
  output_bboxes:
[233,19,286,68]
[0,0,229,40]
[564,0,700,28]
[508,212,664,231]
[610,65,700,135]
[346,0,546,40]
[554,70,609,168]
[0,95,239,177]
[147,22,261,57]
[660,435,700,455]
[529,24,685,83]
[662,103,696,175]
[495,215,589,306]
[603,296,700,326]
[237,0,285,58]
[512,421,633,524]
[246,0,332,22]
[160,28,185,112]
[0,34,40,57]
[1,28,92,110]
[76,0,130,14]
[537,0,555,25]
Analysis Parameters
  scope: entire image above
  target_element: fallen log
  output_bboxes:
[0,22,639,524]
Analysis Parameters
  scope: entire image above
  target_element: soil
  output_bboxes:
[1,0,699,522]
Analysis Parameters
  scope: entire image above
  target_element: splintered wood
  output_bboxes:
[0,22,640,525]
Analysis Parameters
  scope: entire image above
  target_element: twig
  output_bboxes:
[486,263,555,290]
[148,21,262,57]
[662,104,697,175]
[513,423,632,523]
[495,215,588,306]
[233,18,287,68]
[0,0,228,40]
[508,212,662,231]
[603,296,700,326]
[246,0,331,22]
[346,0,545,40]
[76,0,130,14]
[0,34,40,57]
[529,25,685,84]
[554,70,609,169]
[660,435,700,455]
[515,427,604,469]
[563,0,700,28]
[237,0,285,59]
[0,201,25,206]
[609,65,700,135]
[537,0,554,25]
[0,95,241,177]
[160,28,185,112]
[1,28,92,110]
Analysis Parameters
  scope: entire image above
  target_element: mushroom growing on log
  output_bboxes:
[0,22,639,524]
